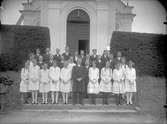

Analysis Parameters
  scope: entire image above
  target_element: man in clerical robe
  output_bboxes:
[72,57,87,105]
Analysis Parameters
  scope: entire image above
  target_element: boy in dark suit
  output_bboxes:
[62,46,71,61]
[43,48,51,66]
[80,50,86,66]
[101,50,109,67]
[53,48,62,68]
[90,49,98,66]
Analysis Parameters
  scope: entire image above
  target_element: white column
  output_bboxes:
[40,0,48,26]
[89,13,97,54]
[96,2,109,54]
[47,8,61,54]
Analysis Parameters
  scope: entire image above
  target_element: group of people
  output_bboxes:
[19,46,136,106]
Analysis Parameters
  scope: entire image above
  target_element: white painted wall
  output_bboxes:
[1,0,166,33]
[1,0,23,25]
[129,0,166,34]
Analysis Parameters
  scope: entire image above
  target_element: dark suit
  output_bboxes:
[101,55,109,67]
[84,66,89,98]
[62,52,71,61]
[72,65,87,105]
[90,55,98,66]
[37,62,43,69]
[43,53,50,65]
[80,55,86,66]
[53,54,62,68]
[35,54,41,63]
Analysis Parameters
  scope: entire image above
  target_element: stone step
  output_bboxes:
[0,110,157,124]
[22,104,140,113]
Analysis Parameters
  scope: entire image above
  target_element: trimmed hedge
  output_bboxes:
[0,25,50,71]
[110,31,167,77]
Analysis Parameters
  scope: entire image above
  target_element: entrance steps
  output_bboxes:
[0,103,158,124]
[22,104,139,113]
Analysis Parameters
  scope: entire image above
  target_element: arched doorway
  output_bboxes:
[67,9,90,55]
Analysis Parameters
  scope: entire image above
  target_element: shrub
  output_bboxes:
[0,25,50,71]
[110,31,167,76]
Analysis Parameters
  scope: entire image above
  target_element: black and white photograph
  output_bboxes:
[0,0,167,124]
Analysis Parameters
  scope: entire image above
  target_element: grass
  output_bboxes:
[136,76,166,122]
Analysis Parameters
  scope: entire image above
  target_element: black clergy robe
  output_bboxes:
[72,65,87,93]
[72,65,87,105]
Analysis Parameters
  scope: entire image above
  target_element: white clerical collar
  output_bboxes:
[117,57,121,60]
[77,65,81,67]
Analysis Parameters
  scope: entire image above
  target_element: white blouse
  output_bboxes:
[125,67,136,81]
[40,69,49,83]
[101,68,112,82]
[120,64,128,79]
[89,67,99,82]
[49,66,60,81]
[29,65,40,80]
[21,68,29,81]
[60,67,71,82]
[113,69,124,81]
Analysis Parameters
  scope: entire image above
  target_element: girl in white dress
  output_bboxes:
[88,61,99,104]
[28,59,40,104]
[112,63,124,105]
[68,56,76,93]
[125,60,136,105]
[120,57,128,101]
[60,61,71,104]
[99,61,112,105]
[20,61,29,103]
[40,63,50,104]
[49,61,60,104]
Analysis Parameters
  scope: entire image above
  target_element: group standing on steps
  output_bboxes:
[19,46,137,105]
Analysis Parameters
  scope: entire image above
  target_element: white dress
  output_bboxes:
[68,63,76,92]
[28,65,40,91]
[112,68,125,94]
[120,64,128,93]
[40,69,50,93]
[60,67,71,93]
[99,68,112,93]
[120,64,128,80]
[20,68,29,92]
[125,67,137,92]
[49,66,60,92]
[87,67,99,94]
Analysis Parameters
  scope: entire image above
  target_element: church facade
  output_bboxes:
[20,0,135,54]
